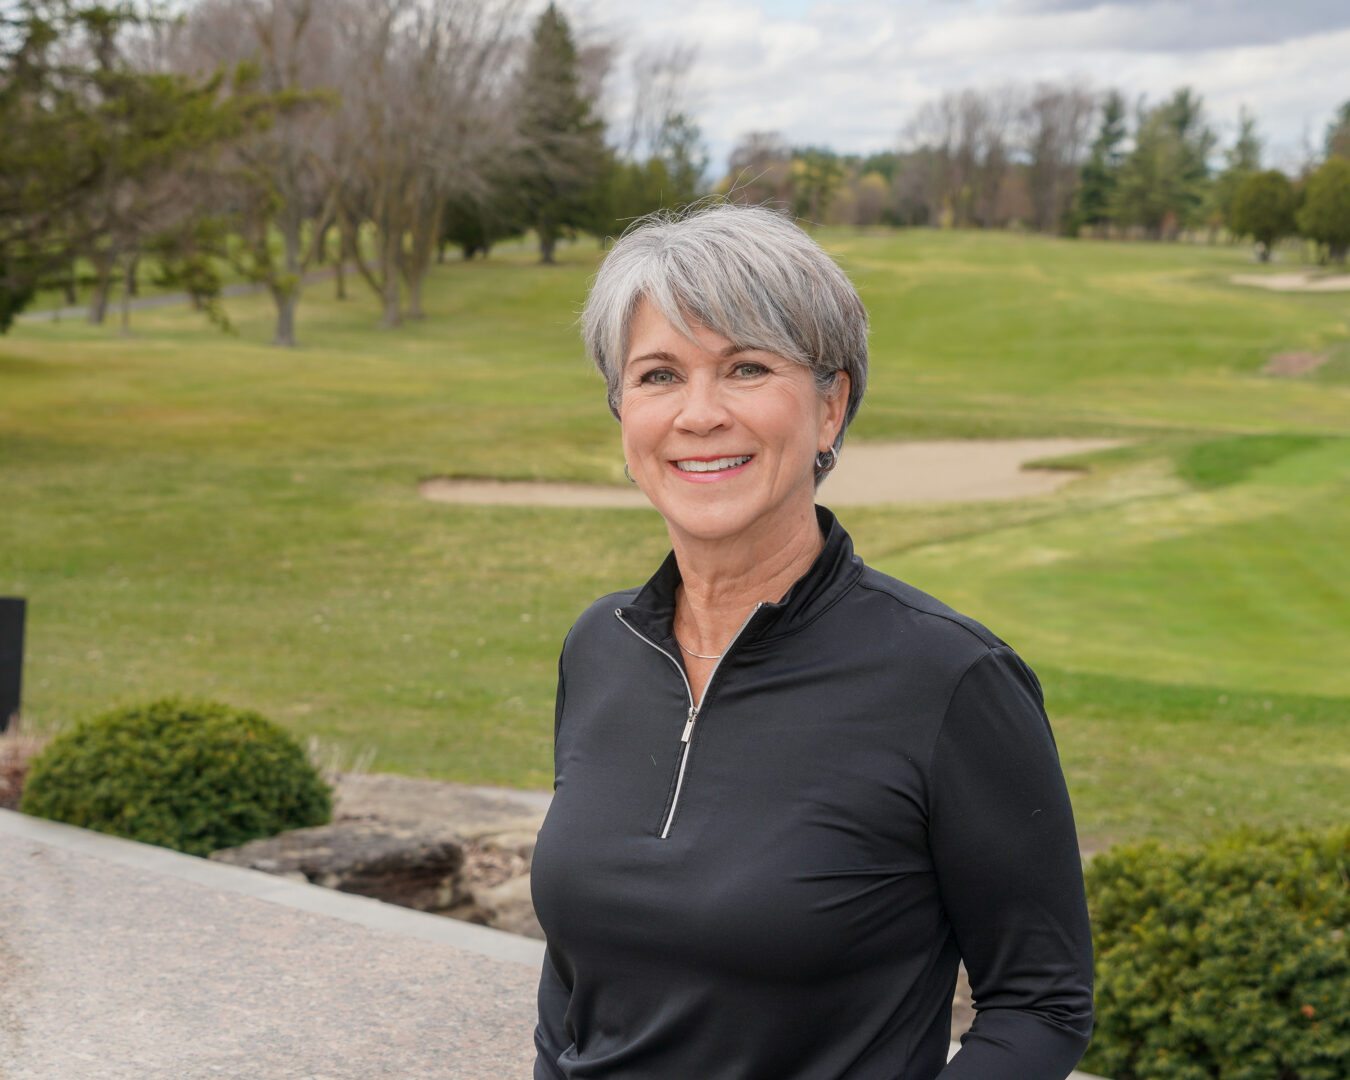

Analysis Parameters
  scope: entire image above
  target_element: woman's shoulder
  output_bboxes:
[846,561,1012,666]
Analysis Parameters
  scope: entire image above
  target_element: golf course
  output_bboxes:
[3,228,1347,848]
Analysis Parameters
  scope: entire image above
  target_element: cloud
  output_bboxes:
[567,0,1350,174]
[994,0,1350,51]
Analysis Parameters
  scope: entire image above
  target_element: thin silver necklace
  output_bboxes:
[675,636,722,660]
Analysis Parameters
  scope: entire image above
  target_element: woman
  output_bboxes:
[530,203,1093,1080]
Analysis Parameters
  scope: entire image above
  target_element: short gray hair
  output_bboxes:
[581,202,868,454]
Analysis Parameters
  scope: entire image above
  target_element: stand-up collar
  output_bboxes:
[618,506,863,647]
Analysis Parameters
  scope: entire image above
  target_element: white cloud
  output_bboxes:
[564,0,1350,174]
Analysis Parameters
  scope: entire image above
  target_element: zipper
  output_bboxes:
[615,603,762,838]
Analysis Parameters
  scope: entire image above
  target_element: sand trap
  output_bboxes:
[419,438,1126,509]
[1261,351,1329,377]
[1231,272,1350,292]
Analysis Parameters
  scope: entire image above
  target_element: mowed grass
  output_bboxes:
[2,230,1347,844]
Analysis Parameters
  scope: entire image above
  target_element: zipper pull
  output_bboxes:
[681,705,697,743]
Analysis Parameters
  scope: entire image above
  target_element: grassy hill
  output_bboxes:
[3,229,1347,844]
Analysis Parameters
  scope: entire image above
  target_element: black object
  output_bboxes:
[0,597,25,733]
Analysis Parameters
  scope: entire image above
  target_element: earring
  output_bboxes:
[624,463,636,483]
[815,446,838,474]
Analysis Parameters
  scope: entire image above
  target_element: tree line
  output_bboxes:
[719,84,1350,264]
[0,0,705,341]
[5,5,1349,345]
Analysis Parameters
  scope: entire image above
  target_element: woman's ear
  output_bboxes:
[823,370,850,445]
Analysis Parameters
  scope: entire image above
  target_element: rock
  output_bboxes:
[474,874,544,940]
[211,820,470,914]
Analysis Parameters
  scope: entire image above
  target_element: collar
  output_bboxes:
[617,505,863,648]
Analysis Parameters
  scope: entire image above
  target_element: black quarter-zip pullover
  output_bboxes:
[531,507,1093,1079]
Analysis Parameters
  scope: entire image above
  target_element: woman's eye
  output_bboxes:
[639,369,676,385]
[733,361,768,378]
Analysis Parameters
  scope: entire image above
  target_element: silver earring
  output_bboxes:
[624,463,636,483]
[815,446,838,474]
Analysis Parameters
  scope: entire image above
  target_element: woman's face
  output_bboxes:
[619,298,848,548]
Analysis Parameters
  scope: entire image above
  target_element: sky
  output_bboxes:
[573,0,1350,176]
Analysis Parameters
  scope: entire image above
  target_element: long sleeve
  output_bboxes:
[534,648,572,1080]
[929,646,1094,1080]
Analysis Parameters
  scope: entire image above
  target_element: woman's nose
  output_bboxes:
[674,374,732,434]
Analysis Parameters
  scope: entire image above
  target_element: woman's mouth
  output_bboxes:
[674,455,753,473]
[669,455,754,483]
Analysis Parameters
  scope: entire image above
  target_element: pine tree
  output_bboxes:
[1114,88,1215,238]
[514,4,608,264]
[1074,90,1126,232]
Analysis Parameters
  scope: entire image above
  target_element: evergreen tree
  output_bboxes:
[1114,88,1215,238]
[1074,90,1126,231]
[0,3,264,332]
[514,4,608,264]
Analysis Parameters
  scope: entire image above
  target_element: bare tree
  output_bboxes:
[904,89,1017,227]
[724,132,792,207]
[336,0,521,327]
[174,0,341,346]
[1023,80,1095,233]
[619,43,695,162]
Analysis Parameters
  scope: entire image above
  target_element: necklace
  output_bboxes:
[675,636,722,660]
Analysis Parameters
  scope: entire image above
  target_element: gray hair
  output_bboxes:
[580,203,868,457]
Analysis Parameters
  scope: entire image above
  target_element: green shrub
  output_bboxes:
[20,697,332,856]
[1083,826,1350,1080]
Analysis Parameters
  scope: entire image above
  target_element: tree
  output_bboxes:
[514,3,608,264]
[1212,106,1261,234]
[1023,81,1094,234]
[790,146,845,223]
[902,87,1017,228]
[332,0,518,326]
[1298,157,1350,264]
[1229,170,1295,261]
[1074,89,1126,232]
[1114,88,1215,238]
[1325,100,1350,162]
[723,131,792,207]
[440,185,524,260]
[176,0,341,346]
[0,2,269,332]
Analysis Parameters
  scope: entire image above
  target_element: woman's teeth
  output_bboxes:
[675,455,752,473]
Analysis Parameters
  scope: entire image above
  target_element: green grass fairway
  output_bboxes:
[3,229,1348,845]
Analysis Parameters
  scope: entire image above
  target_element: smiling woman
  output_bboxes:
[529,204,1095,1080]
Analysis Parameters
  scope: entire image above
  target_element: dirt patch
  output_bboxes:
[0,726,46,811]
[1231,272,1350,292]
[1261,351,1329,377]
[420,437,1127,510]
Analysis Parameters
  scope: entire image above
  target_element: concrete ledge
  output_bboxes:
[1,808,542,1079]
[1,809,544,968]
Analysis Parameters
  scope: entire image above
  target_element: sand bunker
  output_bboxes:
[419,438,1126,509]
[1231,272,1350,292]
[1261,351,1330,377]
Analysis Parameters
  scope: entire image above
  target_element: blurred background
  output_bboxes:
[2,0,1348,844]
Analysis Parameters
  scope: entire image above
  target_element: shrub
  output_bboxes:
[1082,826,1350,1080]
[20,697,332,856]
[1230,170,1297,260]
